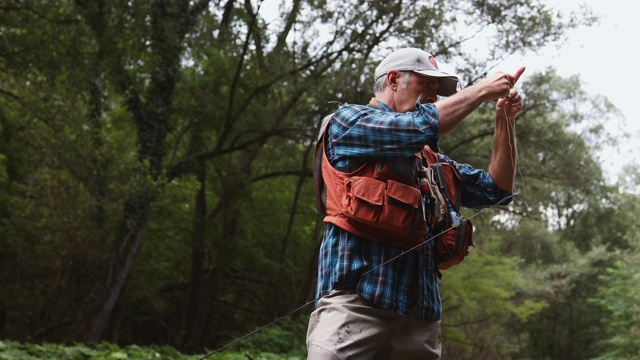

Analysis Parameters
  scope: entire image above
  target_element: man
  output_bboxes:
[307,47,525,359]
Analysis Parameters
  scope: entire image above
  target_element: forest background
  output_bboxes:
[1,0,639,359]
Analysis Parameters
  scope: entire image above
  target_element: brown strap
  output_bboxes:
[313,114,334,215]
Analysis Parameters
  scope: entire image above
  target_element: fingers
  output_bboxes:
[483,67,526,100]
[506,89,522,102]
[505,91,524,120]
[504,67,526,95]
[498,89,524,114]
[512,66,526,85]
[505,90,523,107]
[509,101,524,112]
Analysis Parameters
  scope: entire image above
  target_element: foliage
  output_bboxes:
[436,67,622,359]
[440,238,547,359]
[225,317,307,357]
[0,339,305,360]
[0,340,192,360]
[507,185,640,359]
[515,246,611,359]
[590,198,640,360]
[1,0,636,359]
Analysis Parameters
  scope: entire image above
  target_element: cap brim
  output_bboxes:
[413,70,462,97]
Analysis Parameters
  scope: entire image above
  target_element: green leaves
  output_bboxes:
[0,0,636,358]
[440,237,547,358]
[0,340,191,359]
[590,228,640,359]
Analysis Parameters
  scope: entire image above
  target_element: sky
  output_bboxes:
[260,0,639,184]
[495,0,640,183]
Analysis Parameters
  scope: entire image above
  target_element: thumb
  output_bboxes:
[513,66,526,85]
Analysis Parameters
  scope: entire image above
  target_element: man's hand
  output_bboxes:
[497,88,524,122]
[480,66,526,101]
[434,66,525,136]
[488,67,525,192]
[496,67,525,122]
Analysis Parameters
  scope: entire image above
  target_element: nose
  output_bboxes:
[423,96,437,103]
[424,81,439,103]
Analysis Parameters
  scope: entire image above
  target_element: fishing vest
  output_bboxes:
[313,110,474,268]
[314,116,423,248]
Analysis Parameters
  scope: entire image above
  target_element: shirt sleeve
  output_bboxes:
[437,153,514,209]
[328,102,440,159]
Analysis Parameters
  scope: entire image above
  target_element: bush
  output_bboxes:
[0,340,304,360]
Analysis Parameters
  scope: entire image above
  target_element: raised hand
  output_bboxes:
[497,67,526,121]
[481,66,526,101]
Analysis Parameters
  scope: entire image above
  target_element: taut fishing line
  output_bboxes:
[198,195,515,359]
[198,298,318,359]
[200,81,529,360]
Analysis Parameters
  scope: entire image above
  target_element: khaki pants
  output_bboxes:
[306,289,442,360]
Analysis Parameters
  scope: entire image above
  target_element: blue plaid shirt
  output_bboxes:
[316,99,513,321]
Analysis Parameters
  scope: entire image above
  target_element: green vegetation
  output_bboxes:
[1,1,638,359]
[0,320,308,359]
[0,340,192,360]
[0,339,302,359]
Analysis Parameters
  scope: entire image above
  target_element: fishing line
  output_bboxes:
[200,90,526,359]
[198,194,514,359]
[199,298,318,359]
[503,94,536,256]
[504,89,549,358]
[503,95,528,209]
[360,193,515,277]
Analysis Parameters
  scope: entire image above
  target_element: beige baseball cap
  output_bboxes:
[374,48,462,96]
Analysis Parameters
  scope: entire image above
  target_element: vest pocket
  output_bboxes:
[382,180,421,234]
[435,217,474,270]
[344,176,385,224]
[344,177,421,235]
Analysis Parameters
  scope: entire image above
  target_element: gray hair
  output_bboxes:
[373,70,412,95]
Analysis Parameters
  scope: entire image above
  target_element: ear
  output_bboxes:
[386,70,400,91]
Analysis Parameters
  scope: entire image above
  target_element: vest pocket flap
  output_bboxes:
[386,180,420,208]
[346,176,385,205]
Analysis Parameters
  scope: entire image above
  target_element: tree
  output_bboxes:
[592,237,640,359]
[1,0,608,354]
[432,64,622,358]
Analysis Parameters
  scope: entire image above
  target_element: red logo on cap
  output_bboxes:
[429,56,438,69]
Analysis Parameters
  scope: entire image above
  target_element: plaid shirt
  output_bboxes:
[316,99,513,321]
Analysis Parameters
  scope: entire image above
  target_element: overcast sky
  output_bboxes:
[260,0,639,183]
[499,0,639,183]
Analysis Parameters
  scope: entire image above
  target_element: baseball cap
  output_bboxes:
[374,48,462,96]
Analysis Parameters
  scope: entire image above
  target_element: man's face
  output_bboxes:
[395,72,440,112]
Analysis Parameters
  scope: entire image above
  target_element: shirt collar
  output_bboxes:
[370,96,425,112]
[369,98,393,112]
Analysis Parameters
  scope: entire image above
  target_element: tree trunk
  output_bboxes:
[182,163,207,348]
[85,230,144,342]
[185,268,220,349]
[291,216,323,321]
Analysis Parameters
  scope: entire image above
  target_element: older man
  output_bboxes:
[307,48,524,359]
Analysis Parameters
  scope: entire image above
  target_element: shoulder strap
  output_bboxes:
[317,113,333,142]
[314,113,334,215]
[422,145,439,166]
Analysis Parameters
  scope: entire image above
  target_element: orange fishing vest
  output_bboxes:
[314,113,427,248]
[313,112,474,267]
